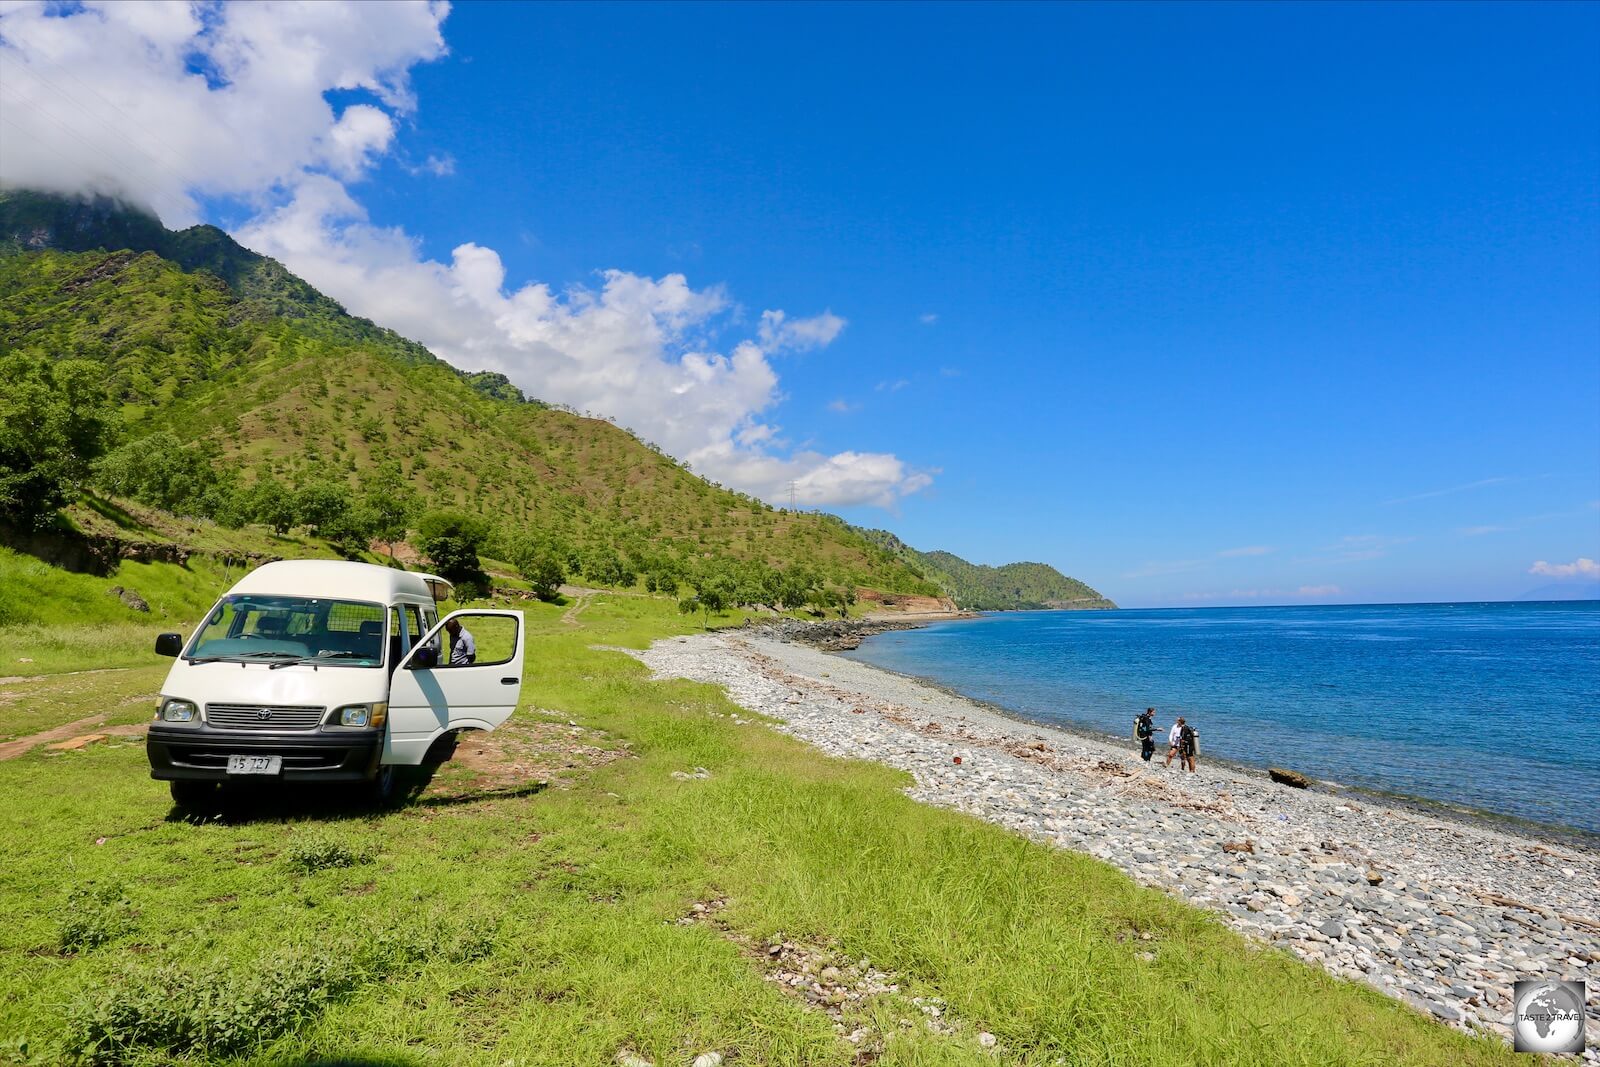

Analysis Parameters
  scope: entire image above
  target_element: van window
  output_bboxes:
[189,595,386,667]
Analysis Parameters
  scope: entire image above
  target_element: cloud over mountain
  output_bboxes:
[0,0,929,509]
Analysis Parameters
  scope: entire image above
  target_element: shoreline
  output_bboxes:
[782,614,1600,850]
[842,643,1600,853]
[627,629,1600,1057]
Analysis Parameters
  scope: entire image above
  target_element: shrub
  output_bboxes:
[56,883,135,954]
[283,835,371,874]
[60,916,499,1063]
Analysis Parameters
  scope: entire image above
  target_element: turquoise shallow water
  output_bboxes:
[841,602,1600,835]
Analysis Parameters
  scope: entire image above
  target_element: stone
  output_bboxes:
[977,1032,997,1048]
[692,1055,723,1067]
[1319,920,1346,940]
[1427,1001,1461,1023]
[1268,767,1311,789]
[1220,840,1255,854]
[1365,870,1383,886]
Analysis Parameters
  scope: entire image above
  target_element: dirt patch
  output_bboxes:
[426,715,630,799]
[0,717,146,761]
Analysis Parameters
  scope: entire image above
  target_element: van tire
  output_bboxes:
[361,763,398,808]
[169,780,217,811]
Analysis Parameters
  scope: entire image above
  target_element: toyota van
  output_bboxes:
[147,560,524,809]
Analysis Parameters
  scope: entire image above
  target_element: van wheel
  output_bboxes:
[169,780,217,811]
[361,763,398,808]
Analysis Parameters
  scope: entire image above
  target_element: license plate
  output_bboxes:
[226,755,282,775]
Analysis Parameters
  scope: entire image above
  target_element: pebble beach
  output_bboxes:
[627,629,1600,1058]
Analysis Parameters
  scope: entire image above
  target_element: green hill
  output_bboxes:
[0,188,1108,613]
[855,529,1114,611]
[0,190,942,598]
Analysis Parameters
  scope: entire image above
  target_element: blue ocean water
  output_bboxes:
[842,602,1600,835]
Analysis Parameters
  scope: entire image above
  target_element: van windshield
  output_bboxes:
[187,595,387,667]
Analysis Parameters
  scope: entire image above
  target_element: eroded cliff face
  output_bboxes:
[854,589,959,615]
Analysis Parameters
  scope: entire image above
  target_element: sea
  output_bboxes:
[841,601,1600,838]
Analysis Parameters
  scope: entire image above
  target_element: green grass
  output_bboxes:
[0,596,1516,1066]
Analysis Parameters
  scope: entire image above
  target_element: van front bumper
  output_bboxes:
[147,725,381,783]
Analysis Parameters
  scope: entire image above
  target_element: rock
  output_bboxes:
[1221,840,1255,854]
[1365,870,1384,886]
[1427,1001,1461,1023]
[1268,767,1311,789]
[692,1054,723,1067]
[615,1052,653,1067]
[1319,920,1346,940]
[977,1031,997,1048]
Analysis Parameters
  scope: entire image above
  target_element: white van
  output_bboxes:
[148,560,524,809]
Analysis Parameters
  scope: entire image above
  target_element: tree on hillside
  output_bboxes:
[241,474,297,535]
[95,432,241,523]
[292,479,377,552]
[517,548,565,601]
[0,354,115,529]
[417,509,491,595]
[357,467,417,558]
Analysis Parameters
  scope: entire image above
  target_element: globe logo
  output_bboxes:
[1513,979,1586,1054]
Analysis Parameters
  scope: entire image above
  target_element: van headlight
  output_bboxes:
[336,702,386,728]
[158,698,197,723]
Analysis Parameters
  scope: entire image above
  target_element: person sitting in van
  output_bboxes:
[444,618,476,665]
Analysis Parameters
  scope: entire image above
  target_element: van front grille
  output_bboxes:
[205,704,325,730]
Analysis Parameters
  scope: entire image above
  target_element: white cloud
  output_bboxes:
[1217,545,1274,558]
[1296,584,1341,597]
[918,312,938,325]
[0,0,448,222]
[406,153,456,177]
[0,0,931,510]
[235,181,929,507]
[322,104,396,179]
[827,399,860,414]
[758,309,845,353]
[875,378,910,393]
[1529,558,1599,579]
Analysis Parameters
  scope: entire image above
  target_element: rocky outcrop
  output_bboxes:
[1269,767,1313,789]
[748,616,967,652]
[106,586,150,613]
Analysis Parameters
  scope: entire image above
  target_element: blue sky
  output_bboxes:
[6,1,1597,606]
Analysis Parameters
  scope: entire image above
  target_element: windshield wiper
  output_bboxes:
[267,657,318,670]
[239,650,301,659]
[315,650,371,660]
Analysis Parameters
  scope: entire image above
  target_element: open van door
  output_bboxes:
[386,610,524,766]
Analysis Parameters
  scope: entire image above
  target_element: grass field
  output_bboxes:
[0,594,1519,1066]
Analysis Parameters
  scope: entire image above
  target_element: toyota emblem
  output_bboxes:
[256,708,273,721]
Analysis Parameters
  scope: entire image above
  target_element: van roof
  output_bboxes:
[227,560,448,604]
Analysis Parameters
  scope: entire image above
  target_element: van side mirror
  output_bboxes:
[408,645,438,669]
[155,633,183,657]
